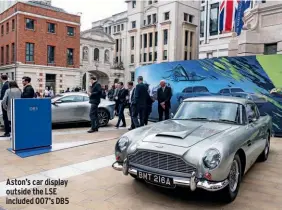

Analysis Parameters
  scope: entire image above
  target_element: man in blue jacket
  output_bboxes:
[0,75,10,137]
[88,76,102,133]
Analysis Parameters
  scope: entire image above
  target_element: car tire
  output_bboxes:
[258,131,270,162]
[130,174,137,179]
[98,109,109,127]
[221,154,242,203]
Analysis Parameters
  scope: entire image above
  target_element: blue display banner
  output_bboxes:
[11,99,52,151]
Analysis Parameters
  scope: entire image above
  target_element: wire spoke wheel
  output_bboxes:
[229,160,240,193]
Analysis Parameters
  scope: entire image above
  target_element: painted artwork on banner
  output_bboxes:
[135,55,282,135]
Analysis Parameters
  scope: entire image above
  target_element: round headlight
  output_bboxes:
[202,149,221,170]
[117,136,129,152]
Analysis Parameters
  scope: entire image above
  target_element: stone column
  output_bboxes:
[86,71,90,92]
[187,31,191,59]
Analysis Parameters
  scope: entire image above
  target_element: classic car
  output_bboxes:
[176,86,212,104]
[51,92,115,126]
[112,96,272,202]
[218,87,244,95]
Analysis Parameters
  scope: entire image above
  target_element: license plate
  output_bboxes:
[137,171,174,187]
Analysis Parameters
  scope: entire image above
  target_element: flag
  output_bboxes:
[219,0,235,33]
[234,0,251,36]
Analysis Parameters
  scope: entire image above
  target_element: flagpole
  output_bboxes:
[217,1,221,58]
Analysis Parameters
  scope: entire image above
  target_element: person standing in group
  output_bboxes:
[21,76,35,98]
[144,83,154,125]
[115,82,128,129]
[0,75,10,137]
[107,85,115,101]
[132,76,149,127]
[88,76,102,133]
[113,83,120,116]
[1,81,22,137]
[127,81,135,130]
[157,80,172,121]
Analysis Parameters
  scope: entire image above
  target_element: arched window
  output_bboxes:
[82,46,89,60]
[94,48,99,61]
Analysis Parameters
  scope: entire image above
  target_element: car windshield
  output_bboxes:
[173,101,241,124]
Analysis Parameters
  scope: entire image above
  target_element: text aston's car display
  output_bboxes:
[112,96,272,203]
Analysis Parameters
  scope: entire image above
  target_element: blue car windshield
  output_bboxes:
[173,101,241,124]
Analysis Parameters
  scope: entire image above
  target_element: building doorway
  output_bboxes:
[45,74,56,94]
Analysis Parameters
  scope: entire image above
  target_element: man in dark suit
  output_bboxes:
[88,76,102,133]
[157,80,172,121]
[21,76,35,98]
[115,82,128,128]
[0,75,10,137]
[127,81,135,130]
[132,76,149,127]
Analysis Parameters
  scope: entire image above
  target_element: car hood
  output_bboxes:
[141,120,235,148]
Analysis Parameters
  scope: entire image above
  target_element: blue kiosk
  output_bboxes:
[8,98,52,157]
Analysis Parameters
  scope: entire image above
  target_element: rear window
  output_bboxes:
[231,88,244,93]
[193,86,208,92]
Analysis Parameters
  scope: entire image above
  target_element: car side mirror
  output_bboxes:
[248,116,257,123]
[52,100,62,105]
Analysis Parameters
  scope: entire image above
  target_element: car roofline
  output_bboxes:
[183,96,253,105]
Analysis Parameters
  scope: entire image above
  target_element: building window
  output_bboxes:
[189,15,193,23]
[154,51,157,61]
[11,43,15,63]
[11,72,14,80]
[131,21,136,29]
[207,52,213,58]
[6,45,9,64]
[190,52,192,60]
[47,46,55,64]
[164,12,170,21]
[131,36,135,50]
[26,18,35,30]
[163,29,168,45]
[184,13,188,21]
[6,22,9,34]
[117,25,120,31]
[48,23,55,33]
[121,24,124,30]
[1,25,4,35]
[185,30,188,46]
[26,43,34,62]
[153,14,157,23]
[67,26,75,36]
[264,43,277,55]
[143,34,148,48]
[131,72,135,82]
[116,39,119,52]
[1,47,4,64]
[155,32,158,46]
[184,51,188,60]
[12,19,15,30]
[200,7,205,38]
[210,3,219,36]
[131,54,134,63]
[149,33,153,47]
[190,32,193,47]
[109,26,111,34]
[132,0,136,8]
[94,48,99,61]
[67,48,74,65]
[147,15,151,25]
[143,53,147,62]
[148,0,153,5]
[149,52,152,61]
[140,35,142,48]
[163,50,167,60]
[114,26,116,32]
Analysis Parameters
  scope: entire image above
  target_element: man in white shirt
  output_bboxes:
[127,81,135,130]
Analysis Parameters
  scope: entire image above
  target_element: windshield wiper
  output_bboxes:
[217,119,237,124]
[188,117,209,120]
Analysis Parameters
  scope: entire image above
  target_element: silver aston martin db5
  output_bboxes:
[112,96,272,202]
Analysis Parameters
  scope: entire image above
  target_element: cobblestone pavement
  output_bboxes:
[0,117,281,210]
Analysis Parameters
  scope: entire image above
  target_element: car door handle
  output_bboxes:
[247,140,252,147]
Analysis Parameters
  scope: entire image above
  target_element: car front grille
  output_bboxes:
[128,150,196,174]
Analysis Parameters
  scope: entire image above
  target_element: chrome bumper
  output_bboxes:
[112,161,229,192]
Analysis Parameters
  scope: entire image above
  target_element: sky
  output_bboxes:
[51,0,128,31]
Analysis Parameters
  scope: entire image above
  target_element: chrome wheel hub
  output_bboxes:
[98,111,108,126]
[229,160,239,192]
